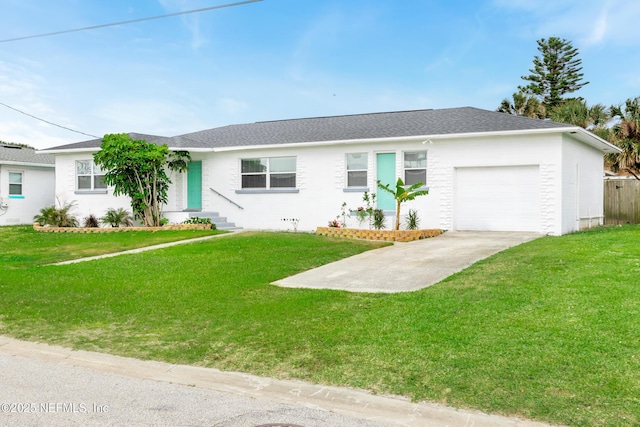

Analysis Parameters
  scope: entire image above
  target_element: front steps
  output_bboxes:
[188,211,240,230]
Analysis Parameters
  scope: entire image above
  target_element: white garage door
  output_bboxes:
[455,165,540,232]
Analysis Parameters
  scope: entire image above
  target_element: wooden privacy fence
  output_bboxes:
[604,179,640,225]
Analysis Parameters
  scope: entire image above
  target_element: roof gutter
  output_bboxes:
[36,147,102,155]
[561,126,621,154]
[37,126,622,155]
[0,160,55,168]
[209,126,621,153]
[38,146,213,154]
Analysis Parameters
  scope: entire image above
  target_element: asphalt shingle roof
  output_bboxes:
[176,107,573,149]
[41,133,172,151]
[0,144,54,165]
[43,107,574,151]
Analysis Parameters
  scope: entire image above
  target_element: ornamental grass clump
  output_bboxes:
[100,208,134,228]
[33,200,78,227]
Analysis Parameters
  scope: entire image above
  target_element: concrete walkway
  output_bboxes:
[0,336,557,427]
[52,230,244,265]
[274,231,542,293]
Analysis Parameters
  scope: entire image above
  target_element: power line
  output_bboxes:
[0,102,100,139]
[0,0,263,43]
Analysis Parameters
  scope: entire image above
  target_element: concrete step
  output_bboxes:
[188,211,240,230]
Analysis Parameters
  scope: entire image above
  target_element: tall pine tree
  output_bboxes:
[519,37,588,113]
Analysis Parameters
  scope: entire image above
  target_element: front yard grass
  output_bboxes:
[0,226,639,426]
[0,225,223,267]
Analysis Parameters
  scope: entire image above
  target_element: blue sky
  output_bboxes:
[1,0,639,149]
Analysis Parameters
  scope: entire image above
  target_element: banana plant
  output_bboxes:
[376,178,429,230]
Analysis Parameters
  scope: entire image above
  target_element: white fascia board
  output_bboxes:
[205,128,589,152]
[0,161,55,168]
[563,127,621,154]
[36,148,101,155]
[209,135,435,152]
[435,127,620,154]
[167,147,212,153]
[39,147,212,155]
[40,127,621,155]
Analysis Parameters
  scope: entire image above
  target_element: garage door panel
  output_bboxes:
[455,166,540,232]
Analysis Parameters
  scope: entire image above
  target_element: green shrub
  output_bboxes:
[183,217,215,229]
[34,201,78,227]
[100,208,134,228]
[183,216,211,225]
[372,209,386,230]
[405,209,420,230]
[83,214,100,228]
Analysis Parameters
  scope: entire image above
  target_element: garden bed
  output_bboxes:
[33,223,213,233]
[316,226,443,242]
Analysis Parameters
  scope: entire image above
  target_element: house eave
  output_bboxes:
[560,126,621,154]
[208,127,621,153]
[37,147,102,155]
[39,125,622,155]
[168,147,212,153]
[0,160,55,168]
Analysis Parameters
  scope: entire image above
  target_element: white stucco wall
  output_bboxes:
[0,164,55,225]
[54,153,133,224]
[560,135,605,234]
[196,141,437,232]
[51,131,607,235]
[430,133,561,235]
[196,133,571,234]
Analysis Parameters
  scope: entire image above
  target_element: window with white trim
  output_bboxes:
[241,157,296,189]
[76,160,107,191]
[403,151,427,186]
[346,153,368,187]
[8,172,23,195]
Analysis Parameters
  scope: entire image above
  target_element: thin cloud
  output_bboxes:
[217,98,249,114]
[492,0,640,47]
[157,0,209,50]
[93,99,210,136]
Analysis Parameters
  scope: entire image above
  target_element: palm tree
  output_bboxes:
[33,200,78,227]
[497,92,546,119]
[607,97,640,179]
[100,207,134,227]
[377,178,429,230]
[548,98,610,130]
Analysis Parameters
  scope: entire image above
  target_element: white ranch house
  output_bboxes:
[42,107,620,235]
[0,144,55,225]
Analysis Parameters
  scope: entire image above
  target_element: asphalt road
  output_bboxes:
[0,350,390,427]
[0,337,555,427]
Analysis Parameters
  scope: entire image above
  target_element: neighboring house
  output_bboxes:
[41,107,621,235]
[0,144,55,225]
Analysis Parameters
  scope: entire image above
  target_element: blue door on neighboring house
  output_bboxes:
[376,153,396,211]
[187,161,202,210]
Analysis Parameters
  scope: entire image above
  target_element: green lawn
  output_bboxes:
[0,225,223,267]
[0,225,639,426]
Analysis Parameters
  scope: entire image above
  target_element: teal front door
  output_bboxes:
[187,161,202,210]
[376,153,396,210]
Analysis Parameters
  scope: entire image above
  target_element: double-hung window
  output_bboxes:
[76,160,107,191]
[404,151,427,186]
[8,172,23,196]
[241,157,296,189]
[346,153,368,187]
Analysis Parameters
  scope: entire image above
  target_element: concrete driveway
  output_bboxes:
[274,231,542,293]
